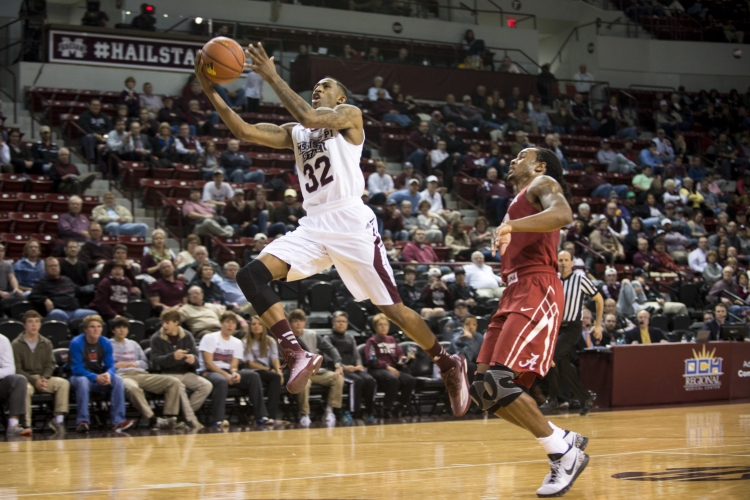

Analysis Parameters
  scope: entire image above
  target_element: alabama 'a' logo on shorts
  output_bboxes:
[518,353,540,371]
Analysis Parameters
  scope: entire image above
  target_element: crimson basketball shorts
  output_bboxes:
[260,197,401,306]
[477,270,563,388]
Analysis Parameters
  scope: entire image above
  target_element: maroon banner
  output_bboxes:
[48,30,203,72]
[291,56,539,101]
[580,342,750,408]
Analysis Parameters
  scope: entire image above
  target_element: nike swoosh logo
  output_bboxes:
[565,461,577,476]
[521,307,533,311]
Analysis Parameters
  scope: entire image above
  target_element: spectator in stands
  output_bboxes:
[383,199,408,241]
[119,121,151,167]
[639,141,669,172]
[0,328,31,436]
[148,260,186,310]
[183,80,218,125]
[119,76,139,118]
[0,134,12,173]
[662,218,691,263]
[213,83,245,113]
[243,68,263,112]
[528,101,552,135]
[6,128,33,175]
[243,233,269,264]
[707,265,742,307]
[51,148,96,195]
[498,55,521,73]
[89,263,130,320]
[326,311,376,420]
[605,202,629,242]
[372,89,411,127]
[590,217,625,264]
[427,139,459,191]
[202,170,234,209]
[198,140,221,179]
[31,125,58,174]
[467,217,492,260]
[654,100,685,137]
[12,310,69,434]
[476,167,510,225]
[105,118,131,158]
[59,196,90,242]
[69,314,134,433]
[604,297,633,333]
[198,311,271,429]
[242,316,284,424]
[153,122,176,160]
[397,266,430,317]
[78,99,112,162]
[368,76,390,101]
[0,244,21,302]
[271,189,305,234]
[218,261,253,315]
[632,166,656,195]
[79,222,112,270]
[600,267,621,301]
[60,239,89,288]
[149,309,210,427]
[221,139,264,184]
[571,93,591,124]
[401,201,419,237]
[550,103,576,135]
[419,175,446,213]
[109,317,183,430]
[130,2,156,30]
[139,82,163,119]
[404,122,434,174]
[182,187,234,237]
[416,200,446,242]
[703,250,723,286]
[179,285,229,338]
[13,239,44,293]
[288,309,346,425]
[442,94,481,129]
[445,212,471,260]
[462,95,503,136]
[653,129,675,163]
[422,268,453,310]
[223,189,254,236]
[580,161,629,199]
[188,263,225,306]
[176,245,222,284]
[175,123,204,165]
[573,63,595,94]
[536,63,556,105]
[367,161,396,205]
[100,245,141,291]
[365,314,416,418]
[464,252,503,298]
[510,130,532,157]
[428,110,445,138]
[448,267,479,308]
[158,97,189,135]
[141,229,175,277]
[402,228,438,264]
[186,100,217,136]
[624,310,668,344]
[705,302,728,341]
[30,257,97,322]
[93,191,147,238]
[597,139,636,174]
[247,188,282,237]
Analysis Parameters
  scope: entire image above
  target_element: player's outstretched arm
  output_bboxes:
[193,52,294,149]
[245,43,362,132]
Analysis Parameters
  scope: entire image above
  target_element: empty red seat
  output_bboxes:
[81,195,100,216]
[38,213,61,233]
[9,213,40,233]
[173,164,201,180]
[44,193,70,213]
[17,193,46,212]
[140,179,171,208]
[27,175,54,193]
[0,174,27,192]
[118,235,147,260]
[0,193,18,211]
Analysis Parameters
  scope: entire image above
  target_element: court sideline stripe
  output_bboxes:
[3,442,750,498]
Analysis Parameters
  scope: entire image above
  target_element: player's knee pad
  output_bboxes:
[236,260,279,317]
[471,365,523,413]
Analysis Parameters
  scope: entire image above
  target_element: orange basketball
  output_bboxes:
[200,37,246,85]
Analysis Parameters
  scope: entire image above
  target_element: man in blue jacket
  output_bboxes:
[69,314,134,433]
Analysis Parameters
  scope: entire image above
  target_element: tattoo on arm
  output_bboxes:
[270,77,316,123]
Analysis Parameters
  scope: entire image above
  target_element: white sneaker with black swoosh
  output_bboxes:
[536,445,589,497]
[562,430,588,451]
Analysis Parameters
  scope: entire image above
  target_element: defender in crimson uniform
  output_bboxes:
[471,148,590,498]
[192,43,469,418]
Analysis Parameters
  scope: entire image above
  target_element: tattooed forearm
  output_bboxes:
[268,75,316,123]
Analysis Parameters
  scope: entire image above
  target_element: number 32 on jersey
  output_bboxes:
[303,155,334,193]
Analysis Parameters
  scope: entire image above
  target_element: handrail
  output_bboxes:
[628,84,677,93]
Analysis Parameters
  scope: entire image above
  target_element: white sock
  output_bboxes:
[55,415,65,424]
[8,418,18,428]
[537,430,570,455]
[325,405,333,414]
[548,421,563,433]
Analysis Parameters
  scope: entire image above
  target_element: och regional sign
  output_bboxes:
[49,30,204,72]
[683,345,723,391]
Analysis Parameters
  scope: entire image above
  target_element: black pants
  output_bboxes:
[369,368,416,410]
[204,369,267,423]
[344,371,376,415]
[546,321,590,404]
[245,98,260,112]
[0,374,28,417]
[255,369,281,419]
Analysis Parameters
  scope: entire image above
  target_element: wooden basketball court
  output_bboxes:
[1,403,748,499]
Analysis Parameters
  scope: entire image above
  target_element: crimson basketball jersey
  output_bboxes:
[501,185,560,281]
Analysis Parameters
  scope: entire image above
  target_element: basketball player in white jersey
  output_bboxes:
[193,44,470,417]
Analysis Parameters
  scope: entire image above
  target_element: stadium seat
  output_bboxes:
[0,174,27,192]
[307,282,336,312]
[140,179,171,208]
[44,193,70,213]
[40,321,70,348]
[27,175,54,193]
[0,193,18,211]
[82,195,100,215]
[9,301,34,321]
[344,302,367,333]
[118,235,147,260]
[173,164,201,180]
[17,193,46,212]
[9,212,40,233]
[650,314,670,333]
[38,213,61,233]
[126,299,153,323]
[0,320,25,342]
[127,320,147,343]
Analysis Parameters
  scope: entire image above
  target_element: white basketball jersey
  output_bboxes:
[291,124,364,212]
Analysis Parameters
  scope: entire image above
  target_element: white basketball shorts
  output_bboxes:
[259,197,402,306]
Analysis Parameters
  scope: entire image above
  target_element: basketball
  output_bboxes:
[200,37,246,84]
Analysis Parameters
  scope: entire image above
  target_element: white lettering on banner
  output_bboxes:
[170,47,185,64]
[111,42,123,60]
[744,361,750,368]
[183,50,195,66]
[58,37,86,58]
[93,41,109,58]
[124,44,138,61]
[159,46,171,64]
[146,45,159,63]
[683,345,723,392]
[738,370,750,378]
[138,44,145,62]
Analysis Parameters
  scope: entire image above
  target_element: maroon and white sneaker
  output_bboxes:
[282,349,323,394]
[111,420,135,433]
[440,354,471,417]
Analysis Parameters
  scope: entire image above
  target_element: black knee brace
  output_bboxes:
[470,365,523,413]
[236,260,279,317]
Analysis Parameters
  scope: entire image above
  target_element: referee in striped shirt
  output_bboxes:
[540,250,603,416]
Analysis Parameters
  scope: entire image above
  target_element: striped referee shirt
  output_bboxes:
[560,272,599,322]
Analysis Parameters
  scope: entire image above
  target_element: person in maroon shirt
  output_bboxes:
[464,142,490,178]
[371,89,411,127]
[476,167,510,224]
[393,162,422,189]
[579,161,628,199]
[421,269,454,310]
[90,263,132,320]
[148,260,186,310]
[404,121,435,173]
[59,196,91,242]
[402,229,438,263]
[51,148,96,194]
[383,199,408,241]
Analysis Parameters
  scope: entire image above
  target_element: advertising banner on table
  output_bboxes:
[49,30,204,72]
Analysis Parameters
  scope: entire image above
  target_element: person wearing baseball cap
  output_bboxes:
[31,125,59,174]
[271,188,305,233]
[420,174,446,215]
[394,161,422,190]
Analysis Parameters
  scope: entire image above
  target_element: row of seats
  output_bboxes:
[0,232,146,260]
[0,174,54,193]
[0,193,99,214]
